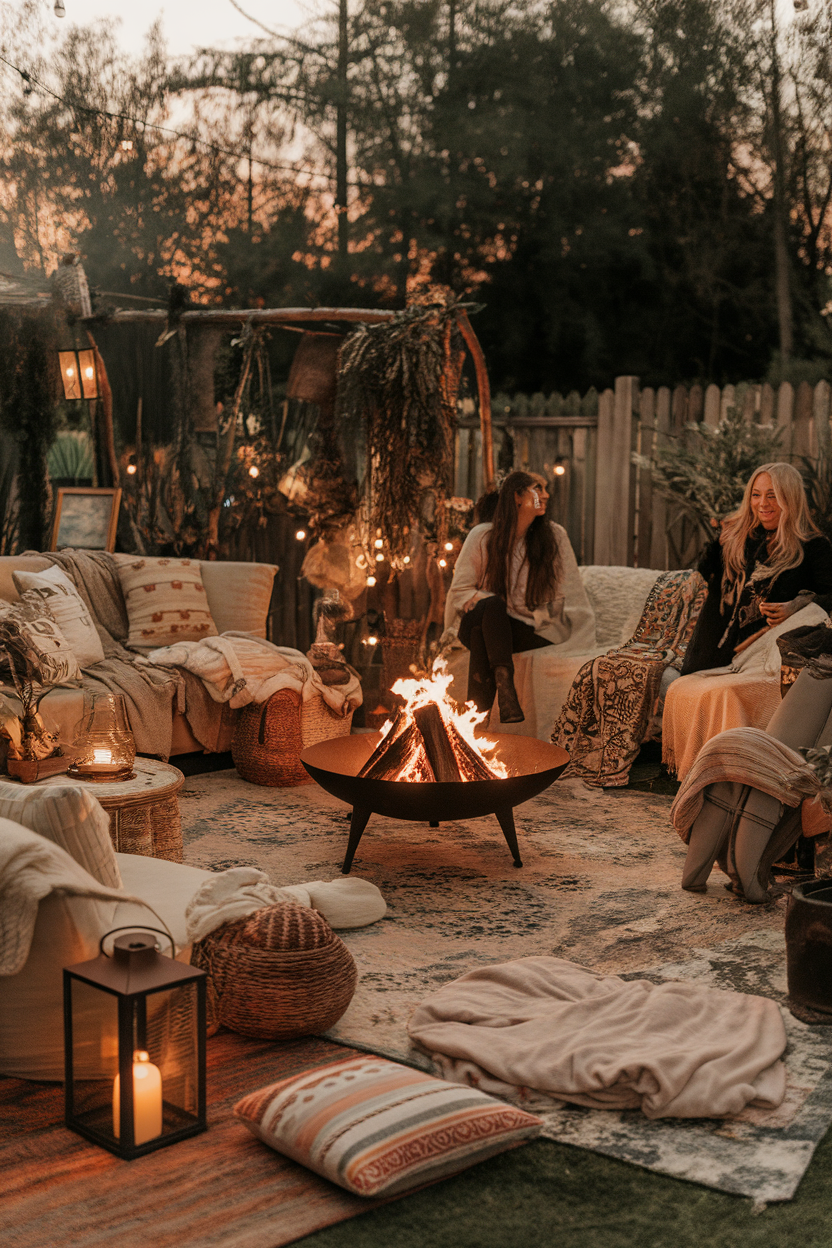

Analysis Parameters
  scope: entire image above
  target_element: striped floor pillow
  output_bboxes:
[233,1055,542,1196]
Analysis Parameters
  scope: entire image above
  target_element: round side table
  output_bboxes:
[42,757,185,862]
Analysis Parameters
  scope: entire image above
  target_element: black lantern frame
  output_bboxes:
[63,928,207,1159]
[59,348,98,401]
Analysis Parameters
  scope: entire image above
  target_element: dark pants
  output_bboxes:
[458,595,551,713]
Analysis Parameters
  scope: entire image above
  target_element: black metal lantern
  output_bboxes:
[58,348,98,401]
[63,928,207,1159]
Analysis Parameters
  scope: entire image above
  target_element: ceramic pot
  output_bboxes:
[785,880,832,1023]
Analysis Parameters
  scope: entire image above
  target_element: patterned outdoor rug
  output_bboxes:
[179,767,832,1204]
[1,1033,385,1248]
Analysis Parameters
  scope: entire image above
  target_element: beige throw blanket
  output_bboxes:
[670,727,820,845]
[407,956,787,1119]
[146,634,362,716]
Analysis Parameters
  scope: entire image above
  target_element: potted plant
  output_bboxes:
[0,678,66,783]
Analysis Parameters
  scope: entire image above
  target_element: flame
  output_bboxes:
[383,661,509,779]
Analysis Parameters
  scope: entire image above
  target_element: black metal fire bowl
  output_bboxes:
[300,731,570,873]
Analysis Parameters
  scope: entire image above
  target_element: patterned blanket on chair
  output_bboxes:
[551,570,706,787]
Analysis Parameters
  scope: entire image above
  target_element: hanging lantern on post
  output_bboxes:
[59,349,98,401]
[63,929,207,1159]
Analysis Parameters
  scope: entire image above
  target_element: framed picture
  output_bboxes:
[50,487,122,552]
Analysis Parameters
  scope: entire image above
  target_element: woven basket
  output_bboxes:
[190,903,357,1040]
[232,688,353,787]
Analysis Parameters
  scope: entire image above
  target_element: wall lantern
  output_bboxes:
[59,349,98,401]
[63,929,207,1159]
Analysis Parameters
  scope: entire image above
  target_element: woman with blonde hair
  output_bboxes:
[681,461,832,675]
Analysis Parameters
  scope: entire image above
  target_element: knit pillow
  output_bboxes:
[234,1055,543,1197]
[114,556,218,654]
[0,779,121,888]
[0,593,81,685]
[13,565,105,667]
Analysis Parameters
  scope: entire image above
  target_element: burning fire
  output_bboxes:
[361,663,509,782]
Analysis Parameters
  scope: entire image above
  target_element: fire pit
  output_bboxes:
[300,731,569,873]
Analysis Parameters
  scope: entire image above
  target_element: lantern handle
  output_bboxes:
[99,926,176,959]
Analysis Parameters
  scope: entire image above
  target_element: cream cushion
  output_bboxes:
[0,592,81,685]
[0,823,213,1081]
[0,779,122,888]
[199,561,277,638]
[13,564,105,666]
[114,555,218,654]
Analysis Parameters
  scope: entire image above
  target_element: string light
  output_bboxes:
[444,541,454,551]
[375,553,383,562]
[295,528,306,541]
[554,461,566,476]
[374,538,383,549]
[366,635,378,646]
[438,558,447,568]
[126,458,137,476]
[248,465,260,478]
[403,555,410,565]
[366,575,377,587]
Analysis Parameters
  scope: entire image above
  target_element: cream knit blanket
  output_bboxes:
[669,726,820,845]
[407,956,787,1120]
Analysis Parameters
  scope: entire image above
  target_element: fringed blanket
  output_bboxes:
[145,634,362,716]
[407,956,787,1120]
[551,569,706,787]
[670,726,820,844]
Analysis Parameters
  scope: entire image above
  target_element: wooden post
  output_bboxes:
[456,311,494,489]
[593,376,637,565]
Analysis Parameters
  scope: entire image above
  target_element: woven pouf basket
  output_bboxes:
[191,903,358,1040]
[232,687,354,787]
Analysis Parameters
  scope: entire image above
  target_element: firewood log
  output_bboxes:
[413,703,464,783]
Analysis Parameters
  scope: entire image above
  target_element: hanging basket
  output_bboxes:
[232,688,354,787]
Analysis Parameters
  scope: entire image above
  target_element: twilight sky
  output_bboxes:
[13,0,316,57]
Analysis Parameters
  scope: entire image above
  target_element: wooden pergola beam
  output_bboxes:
[85,304,495,490]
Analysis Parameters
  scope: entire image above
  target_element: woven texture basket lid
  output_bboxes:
[221,903,338,951]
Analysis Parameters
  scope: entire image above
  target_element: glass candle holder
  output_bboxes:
[67,692,136,782]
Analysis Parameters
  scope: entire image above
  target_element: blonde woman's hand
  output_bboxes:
[759,598,803,627]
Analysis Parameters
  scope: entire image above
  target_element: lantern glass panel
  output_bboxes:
[59,350,82,401]
[65,970,205,1157]
[77,349,98,399]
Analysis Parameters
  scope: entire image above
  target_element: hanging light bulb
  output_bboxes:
[374,538,383,549]
[403,555,410,565]
[375,553,384,562]
[554,463,566,477]
[54,0,66,15]
[248,465,260,478]
[438,558,447,568]
[444,541,454,551]
[366,575,377,587]
[295,528,306,541]
[367,635,378,646]
[126,457,137,476]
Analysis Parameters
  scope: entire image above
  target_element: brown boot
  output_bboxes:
[494,665,524,724]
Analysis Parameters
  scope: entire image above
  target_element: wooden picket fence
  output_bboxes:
[454,377,832,570]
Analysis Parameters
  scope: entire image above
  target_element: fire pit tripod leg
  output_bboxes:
[342,806,372,874]
[495,806,523,868]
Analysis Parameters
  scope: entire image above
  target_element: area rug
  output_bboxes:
[1,1032,387,1248]
[178,767,832,1204]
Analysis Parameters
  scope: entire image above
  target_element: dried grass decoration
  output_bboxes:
[335,292,476,568]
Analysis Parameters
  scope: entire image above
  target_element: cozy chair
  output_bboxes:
[0,781,213,1080]
[439,565,665,742]
[661,602,830,781]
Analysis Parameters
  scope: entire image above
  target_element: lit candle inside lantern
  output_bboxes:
[93,748,112,765]
[113,1050,162,1144]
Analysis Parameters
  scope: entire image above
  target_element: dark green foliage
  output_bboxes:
[335,295,469,561]
[650,407,782,542]
[0,310,59,552]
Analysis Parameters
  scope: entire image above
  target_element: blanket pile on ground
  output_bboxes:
[407,955,787,1120]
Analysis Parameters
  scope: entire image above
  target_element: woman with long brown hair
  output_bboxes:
[681,462,832,675]
[444,470,595,722]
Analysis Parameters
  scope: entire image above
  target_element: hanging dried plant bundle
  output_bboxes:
[335,291,475,567]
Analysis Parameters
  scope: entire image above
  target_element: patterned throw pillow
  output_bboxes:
[233,1055,542,1197]
[0,593,81,685]
[13,565,105,667]
[114,556,218,654]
